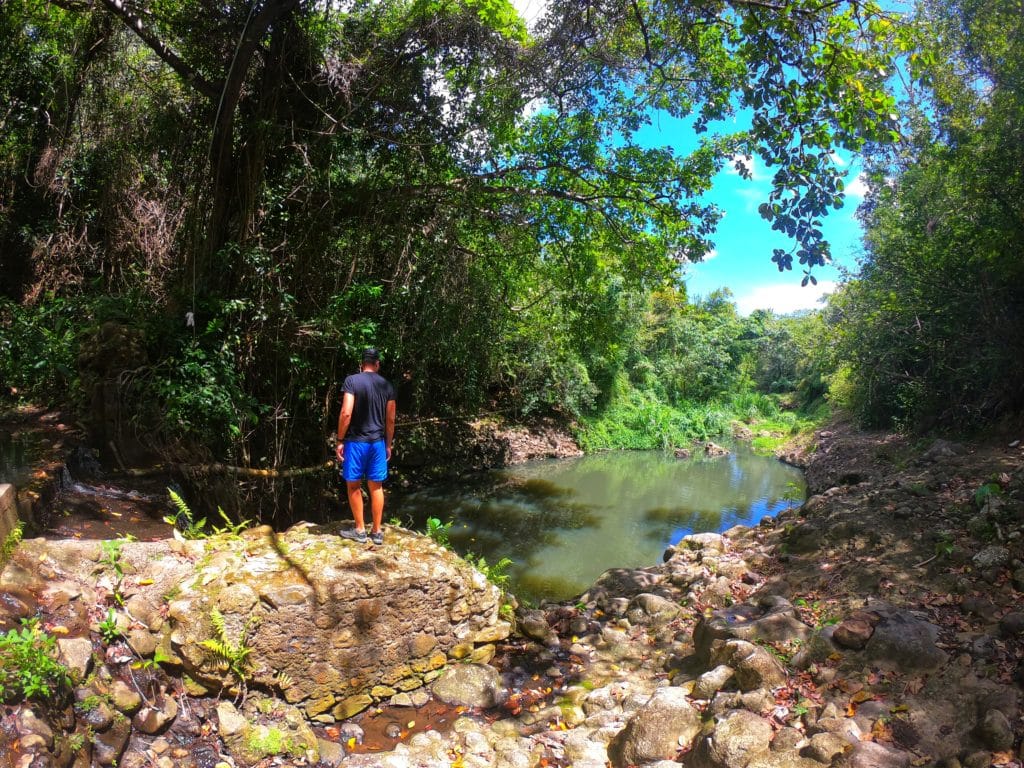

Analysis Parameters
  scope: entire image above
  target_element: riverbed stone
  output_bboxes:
[431,663,506,708]
[694,595,810,661]
[975,709,1014,751]
[607,686,701,767]
[692,709,772,768]
[711,640,787,690]
[57,636,94,680]
[831,740,910,768]
[693,665,735,699]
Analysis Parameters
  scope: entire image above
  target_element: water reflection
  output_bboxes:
[0,431,40,486]
[392,442,804,604]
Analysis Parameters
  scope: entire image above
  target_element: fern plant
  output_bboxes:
[466,554,514,592]
[164,489,208,538]
[201,607,257,683]
[164,489,252,539]
[425,517,454,547]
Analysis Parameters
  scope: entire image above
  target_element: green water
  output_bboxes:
[392,442,804,604]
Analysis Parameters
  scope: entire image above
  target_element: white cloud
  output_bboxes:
[511,0,547,28]
[735,280,838,316]
[701,249,718,262]
[829,152,847,167]
[845,172,869,198]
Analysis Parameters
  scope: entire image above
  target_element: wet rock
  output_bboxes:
[704,442,731,457]
[132,695,178,734]
[0,588,37,631]
[431,663,507,708]
[92,717,131,766]
[76,698,114,731]
[999,612,1024,638]
[517,609,556,645]
[692,709,772,767]
[317,738,345,767]
[607,686,701,768]
[16,708,54,750]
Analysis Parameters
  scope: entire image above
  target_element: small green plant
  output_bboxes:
[935,531,956,558]
[974,482,1002,508]
[466,554,514,592]
[201,607,257,683]
[210,507,252,537]
[164,489,251,539]
[0,618,71,700]
[246,725,301,758]
[1,521,24,566]
[100,537,134,605]
[425,517,454,547]
[132,646,173,672]
[164,489,208,538]
[98,609,122,644]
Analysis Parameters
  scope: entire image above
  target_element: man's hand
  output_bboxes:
[386,443,392,462]
[336,441,344,463]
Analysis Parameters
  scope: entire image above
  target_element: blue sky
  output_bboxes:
[512,0,872,316]
[638,112,868,315]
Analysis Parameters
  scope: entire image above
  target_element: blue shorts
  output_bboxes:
[341,440,388,483]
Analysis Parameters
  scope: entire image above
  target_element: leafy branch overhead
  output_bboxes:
[9,0,902,287]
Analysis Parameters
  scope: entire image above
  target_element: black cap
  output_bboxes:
[361,347,380,363]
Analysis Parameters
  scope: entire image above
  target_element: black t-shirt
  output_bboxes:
[341,371,395,442]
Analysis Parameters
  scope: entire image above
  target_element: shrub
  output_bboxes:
[0,618,71,701]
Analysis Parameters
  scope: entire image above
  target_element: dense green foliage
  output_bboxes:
[830,0,1024,430]
[0,0,901,477]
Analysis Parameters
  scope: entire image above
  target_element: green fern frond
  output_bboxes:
[168,488,190,518]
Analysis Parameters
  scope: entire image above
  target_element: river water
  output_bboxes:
[392,442,804,604]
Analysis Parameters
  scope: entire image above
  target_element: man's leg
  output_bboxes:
[367,480,384,534]
[346,480,366,532]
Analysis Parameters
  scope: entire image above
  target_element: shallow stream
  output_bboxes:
[392,441,805,604]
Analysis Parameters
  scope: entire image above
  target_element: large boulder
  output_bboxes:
[694,595,811,662]
[691,709,773,768]
[607,686,702,767]
[431,663,507,709]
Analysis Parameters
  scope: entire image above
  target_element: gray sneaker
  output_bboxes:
[341,528,367,544]
[369,530,384,546]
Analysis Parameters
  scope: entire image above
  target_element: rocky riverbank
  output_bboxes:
[3,420,1023,767]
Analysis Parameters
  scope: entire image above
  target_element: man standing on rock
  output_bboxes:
[336,347,396,545]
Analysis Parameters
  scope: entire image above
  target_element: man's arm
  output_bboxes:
[385,399,396,461]
[336,392,354,462]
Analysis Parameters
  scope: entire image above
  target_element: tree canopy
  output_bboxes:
[1,0,907,473]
